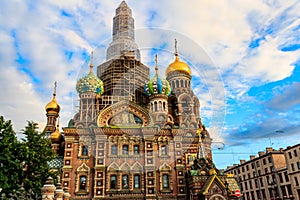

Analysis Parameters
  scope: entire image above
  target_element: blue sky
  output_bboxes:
[0,0,299,169]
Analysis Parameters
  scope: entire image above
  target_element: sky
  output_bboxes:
[0,0,299,169]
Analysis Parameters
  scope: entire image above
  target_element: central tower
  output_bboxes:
[97,1,149,107]
[106,0,140,61]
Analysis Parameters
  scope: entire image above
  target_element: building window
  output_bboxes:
[297,161,300,169]
[134,145,139,155]
[134,175,140,188]
[263,159,266,165]
[161,145,167,155]
[163,174,169,188]
[110,175,117,189]
[256,161,260,167]
[122,145,129,155]
[111,144,117,155]
[288,151,292,159]
[294,149,298,157]
[82,145,88,156]
[291,163,295,171]
[268,156,272,163]
[79,176,87,190]
[122,175,129,189]
[295,177,299,186]
[284,171,289,181]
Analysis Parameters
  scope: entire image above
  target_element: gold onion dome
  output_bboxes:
[45,82,60,114]
[165,39,191,77]
[144,55,171,97]
[76,52,104,95]
[50,124,62,144]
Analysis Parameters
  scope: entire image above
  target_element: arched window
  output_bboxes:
[82,145,88,156]
[158,101,162,111]
[134,145,139,155]
[122,145,129,155]
[79,176,87,190]
[111,144,117,155]
[161,145,167,155]
[163,102,166,111]
[134,175,140,188]
[122,175,129,189]
[110,175,117,189]
[180,80,183,87]
[176,80,179,88]
[154,101,158,112]
[163,174,169,188]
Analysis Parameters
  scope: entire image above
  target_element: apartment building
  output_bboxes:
[284,143,300,199]
[225,147,294,200]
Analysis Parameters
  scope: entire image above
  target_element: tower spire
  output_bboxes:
[53,81,57,98]
[155,54,158,74]
[174,38,178,56]
[89,51,94,74]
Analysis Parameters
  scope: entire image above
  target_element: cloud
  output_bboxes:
[267,82,300,111]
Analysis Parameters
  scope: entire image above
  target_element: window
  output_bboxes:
[134,145,139,155]
[122,145,129,155]
[295,177,299,186]
[163,174,169,188]
[288,152,292,159]
[263,159,266,165]
[134,175,140,188]
[110,175,117,189]
[291,163,295,171]
[122,175,129,189]
[268,156,272,163]
[79,176,87,190]
[260,177,264,187]
[82,145,88,156]
[279,173,283,183]
[284,171,289,182]
[294,149,298,157]
[161,145,167,155]
[111,145,117,155]
[298,161,300,169]
[251,163,255,169]
[256,161,260,167]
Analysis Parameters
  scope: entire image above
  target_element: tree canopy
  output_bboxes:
[0,116,56,199]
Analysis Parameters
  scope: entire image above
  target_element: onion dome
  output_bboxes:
[165,39,191,77]
[76,52,104,95]
[50,124,62,144]
[45,81,60,114]
[144,55,171,97]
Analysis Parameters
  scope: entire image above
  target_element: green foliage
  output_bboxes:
[0,116,22,195]
[0,117,56,199]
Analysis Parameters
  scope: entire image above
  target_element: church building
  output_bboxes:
[43,1,240,200]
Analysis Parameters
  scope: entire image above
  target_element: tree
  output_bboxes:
[0,117,56,199]
[19,121,56,197]
[0,116,23,195]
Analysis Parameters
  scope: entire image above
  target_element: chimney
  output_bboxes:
[250,155,255,160]
[240,160,246,164]
[258,151,264,156]
[266,147,273,153]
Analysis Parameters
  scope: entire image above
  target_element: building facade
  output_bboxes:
[225,145,300,200]
[284,144,300,199]
[44,1,240,200]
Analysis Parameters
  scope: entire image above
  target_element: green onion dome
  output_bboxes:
[144,55,171,97]
[76,53,104,95]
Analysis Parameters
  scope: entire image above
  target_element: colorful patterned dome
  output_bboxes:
[76,53,104,95]
[144,56,171,97]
